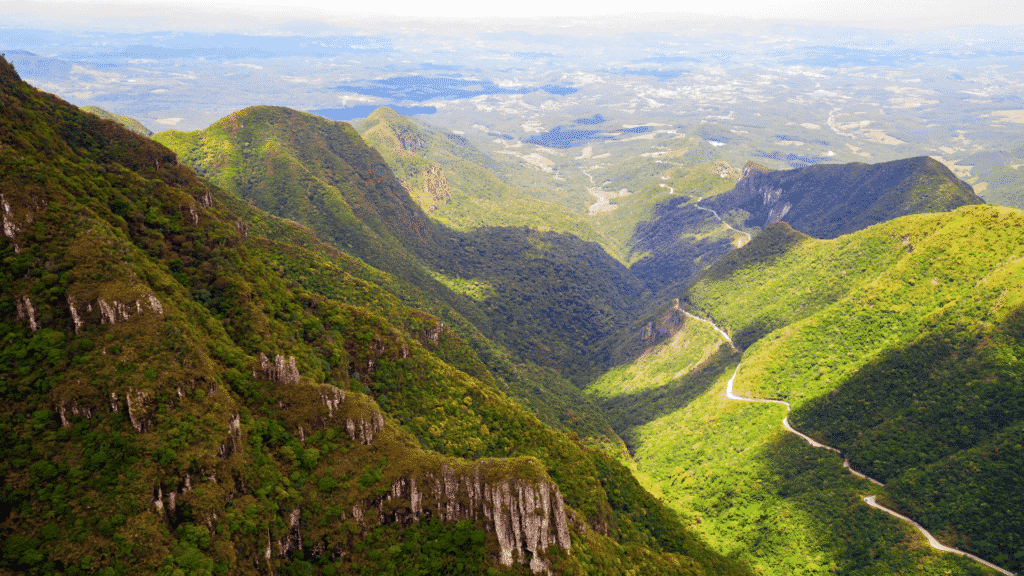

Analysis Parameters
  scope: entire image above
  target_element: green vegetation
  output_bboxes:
[81,106,154,137]
[0,55,748,576]
[154,105,651,389]
[356,107,605,247]
[679,204,1024,573]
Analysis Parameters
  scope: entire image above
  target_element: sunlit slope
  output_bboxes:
[156,106,653,388]
[81,105,154,136]
[586,314,996,575]
[687,205,1024,572]
[357,107,604,244]
[0,56,749,576]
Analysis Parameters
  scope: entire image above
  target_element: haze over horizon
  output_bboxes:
[4,0,1024,30]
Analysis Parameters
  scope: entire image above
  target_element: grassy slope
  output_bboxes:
[356,107,605,245]
[681,205,1024,573]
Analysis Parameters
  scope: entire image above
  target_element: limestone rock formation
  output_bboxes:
[256,352,301,385]
[379,465,572,574]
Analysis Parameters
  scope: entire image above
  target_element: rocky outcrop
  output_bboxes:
[62,294,165,333]
[125,388,154,433]
[1,192,25,253]
[395,127,425,153]
[219,413,243,458]
[57,400,95,427]
[710,157,983,240]
[96,295,165,325]
[379,465,571,574]
[423,164,450,209]
[256,353,301,385]
[15,296,38,331]
[424,321,445,345]
[639,300,685,347]
[346,412,384,445]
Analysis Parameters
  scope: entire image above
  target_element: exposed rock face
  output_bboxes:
[319,387,346,418]
[423,164,450,209]
[395,127,425,153]
[380,466,571,574]
[57,400,95,427]
[219,412,243,458]
[1,192,23,253]
[708,156,983,240]
[639,300,685,347]
[346,413,384,445]
[424,321,445,345]
[15,296,38,331]
[256,353,301,385]
[96,295,164,324]
[126,388,153,433]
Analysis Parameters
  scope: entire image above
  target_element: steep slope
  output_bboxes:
[0,56,749,576]
[683,207,1024,573]
[584,322,991,576]
[154,107,649,387]
[706,156,984,238]
[356,107,603,243]
[81,106,154,137]
[624,155,982,308]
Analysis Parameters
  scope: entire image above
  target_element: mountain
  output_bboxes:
[625,156,983,302]
[707,156,984,238]
[81,106,154,137]
[0,56,750,576]
[356,107,603,244]
[585,205,1024,575]
[154,106,651,388]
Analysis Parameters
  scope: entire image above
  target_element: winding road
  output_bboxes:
[692,195,752,245]
[686,310,1015,575]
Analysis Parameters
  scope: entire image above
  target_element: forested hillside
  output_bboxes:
[154,106,652,387]
[0,56,748,576]
[683,208,1024,573]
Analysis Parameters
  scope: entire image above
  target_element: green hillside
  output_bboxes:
[81,106,154,137]
[677,206,1024,573]
[356,107,604,245]
[154,106,650,388]
[0,55,752,576]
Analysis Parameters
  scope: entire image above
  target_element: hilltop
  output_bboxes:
[81,106,154,137]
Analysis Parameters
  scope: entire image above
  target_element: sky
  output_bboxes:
[3,0,1023,29]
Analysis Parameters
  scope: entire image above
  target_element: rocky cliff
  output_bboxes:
[706,156,984,239]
